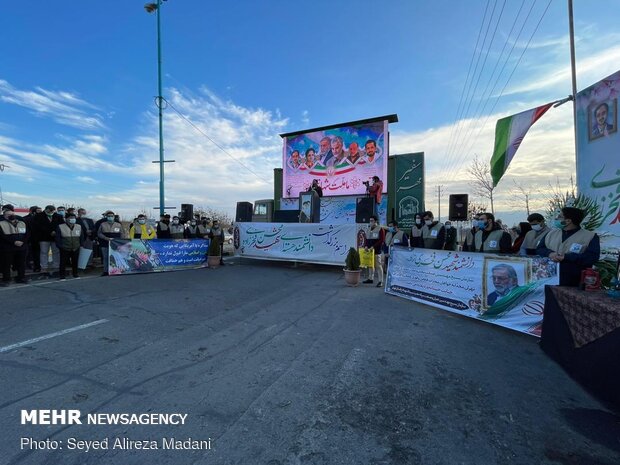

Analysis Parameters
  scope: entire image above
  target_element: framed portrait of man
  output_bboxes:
[482,257,531,310]
[588,98,618,141]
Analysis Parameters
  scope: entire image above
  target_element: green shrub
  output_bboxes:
[345,247,360,271]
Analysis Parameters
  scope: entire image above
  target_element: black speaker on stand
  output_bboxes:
[449,194,469,221]
[180,203,194,223]
[235,201,253,222]
[356,197,377,224]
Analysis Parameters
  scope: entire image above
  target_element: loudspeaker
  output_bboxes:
[180,203,194,222]
[356,197,377,224]
[235,201,253,222]
[273,210,300,223]
[449,194,468,221]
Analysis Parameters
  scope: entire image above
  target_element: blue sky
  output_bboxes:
[1,0,619,224]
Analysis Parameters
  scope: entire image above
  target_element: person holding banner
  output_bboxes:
[185,219,199,238]
[170,216,185,239]
[519,213,550,256]
[420,211,445,250]
[98,211,124,276]
[410,213,423,248]
[363,215,385,287]
[384,221,409,269]
[474,212,512,253]
[536,207,600,286]
[55,212,85,280]
[129,214,156,239]
[156,214,171,239]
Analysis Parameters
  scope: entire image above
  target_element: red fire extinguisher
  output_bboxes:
[580,267,601,291]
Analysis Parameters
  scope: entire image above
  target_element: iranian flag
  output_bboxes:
[490,102,554,186]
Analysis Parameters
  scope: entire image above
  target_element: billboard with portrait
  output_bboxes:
[282,119,388,198]
[576,69,620,255]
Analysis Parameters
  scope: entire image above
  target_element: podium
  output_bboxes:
[299,190,321,223]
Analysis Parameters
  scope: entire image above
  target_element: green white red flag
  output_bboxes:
[490,102,554,186]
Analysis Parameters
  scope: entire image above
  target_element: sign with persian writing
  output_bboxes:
[234,223,357,265]
[385,248,559,336]
[108,239,209,275]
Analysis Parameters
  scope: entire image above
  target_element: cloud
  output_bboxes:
[76,176,99,184]
[0,133,120,174]
[390,101,575,219]
[0,80,105,130]
[501,33,620,97]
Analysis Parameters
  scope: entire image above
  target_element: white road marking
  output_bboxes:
[0,319,109,353]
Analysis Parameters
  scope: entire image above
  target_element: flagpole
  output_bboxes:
[568,0,578,168]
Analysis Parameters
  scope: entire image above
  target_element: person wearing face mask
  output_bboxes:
[443,221,457,251]
[410,213,423,247]
[170,216,185,239]
[363,215,385,286]
[420,211,445,250]
[519,213,550,256]
[209,220,226,265]
[98,210,124,276]
[0,208,29,285]
[32,205,63,275]
[156,214,172,239]
[184,219,199,239]
[383,220,409,269]
[56,206,66,219]
[23,206,41,270]
[55,212,85,280]
[474,212,512,253]
[129,214,156,239]
[462,214,481,252]
[197,217,211,239]
[536,207,600,286]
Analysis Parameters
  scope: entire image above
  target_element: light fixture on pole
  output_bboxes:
[145,0,174,217]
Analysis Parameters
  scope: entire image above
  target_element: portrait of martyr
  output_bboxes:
[364,139,379,164]
[588,99,618,141]
[482,258,530,309]
[346,141,363,165]
[288,150,302,170]
[304,148,317,169]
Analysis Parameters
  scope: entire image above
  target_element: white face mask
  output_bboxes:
[173,220,179,225]
[138,219,146,225]
[424,220,432,226]
[531,224,542,231]
[415,219,421,225]
[445,224,451,229]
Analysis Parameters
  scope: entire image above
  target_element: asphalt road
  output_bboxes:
[0,258,618,465]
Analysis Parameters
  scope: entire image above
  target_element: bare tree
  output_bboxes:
[467,155,495,215]
[509,180,532,216]
[467,201,488,219]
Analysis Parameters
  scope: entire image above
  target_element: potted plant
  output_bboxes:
[344,247,362,286]
[207,236,221,268]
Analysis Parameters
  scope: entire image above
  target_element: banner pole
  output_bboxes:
[567,0,579,187]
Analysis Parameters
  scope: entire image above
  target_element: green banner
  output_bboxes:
[393,153,424,229]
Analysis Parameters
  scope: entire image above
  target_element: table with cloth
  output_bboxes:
[540,285,620,410]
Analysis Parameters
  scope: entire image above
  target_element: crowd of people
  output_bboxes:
[1,202,601,289]
[0,204,229,286]
[361,207,600,288]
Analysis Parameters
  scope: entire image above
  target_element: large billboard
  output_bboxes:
[282,119,389,198]
[576,69,620,255]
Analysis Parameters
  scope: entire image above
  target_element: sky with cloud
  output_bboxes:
[0,0,618,225]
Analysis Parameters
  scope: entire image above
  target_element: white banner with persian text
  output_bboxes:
[385,248,559,336]
[234,223,358,265]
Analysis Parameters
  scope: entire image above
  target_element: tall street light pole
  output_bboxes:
[145,1,172,217]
